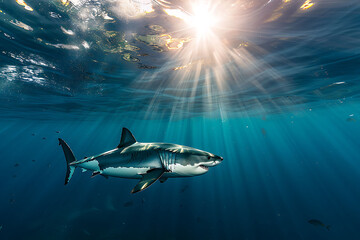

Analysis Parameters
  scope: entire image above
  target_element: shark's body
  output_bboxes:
[59,128,223,193]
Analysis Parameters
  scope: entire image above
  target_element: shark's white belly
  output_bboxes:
[79,161,99,171]
[101,167,150,179]
[166,163,207,177]
[77,158,207,179]
[79,160,150,179]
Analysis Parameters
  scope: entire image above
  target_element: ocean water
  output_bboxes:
[1,0,360,239]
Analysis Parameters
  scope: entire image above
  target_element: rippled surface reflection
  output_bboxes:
[0,0,359,119]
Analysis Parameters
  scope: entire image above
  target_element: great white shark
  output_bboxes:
[59,128,223,193]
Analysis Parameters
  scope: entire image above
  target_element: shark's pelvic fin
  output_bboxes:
[117,128,136,148]
[159,177,168,183]
[91,171,109,179]
[58,138,77,185]
[91,171,101,178]
[131,168,164,193]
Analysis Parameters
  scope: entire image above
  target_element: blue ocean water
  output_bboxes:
[1,0,360,239]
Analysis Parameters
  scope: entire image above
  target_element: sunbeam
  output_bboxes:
[133,0,287,119]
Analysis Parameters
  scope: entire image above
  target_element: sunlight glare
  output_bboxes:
[191,5,216,36]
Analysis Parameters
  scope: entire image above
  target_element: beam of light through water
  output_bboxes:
[0,0,356,120]
[133,0,288,119]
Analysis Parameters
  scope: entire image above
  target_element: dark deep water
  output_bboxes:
[1,0,360,239]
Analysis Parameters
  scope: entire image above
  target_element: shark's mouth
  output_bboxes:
[199,165,209,170]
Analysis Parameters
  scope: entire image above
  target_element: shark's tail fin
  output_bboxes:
[58,138,77,185]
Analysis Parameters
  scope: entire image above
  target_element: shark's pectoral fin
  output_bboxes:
[159,177,168,183]
[131,169,164,194]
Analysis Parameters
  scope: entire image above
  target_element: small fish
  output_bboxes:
[56,131,60,133]
[42,137,46,140]
[346,117,356,122]
[14,163,19,167]
[0,225,2,231]
[308,219,330,231]
[181,185,189,193]
[31,133,35,136]
[123,201,133,207]
[261,128,267,136]
[32,160,36,162]
[12,174,16,178]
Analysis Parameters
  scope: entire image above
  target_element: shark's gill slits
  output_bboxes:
[159,150,176,172]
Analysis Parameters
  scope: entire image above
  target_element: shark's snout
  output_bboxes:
[201,155,223,169]
[214,155,224,166]
[213,155,223,163]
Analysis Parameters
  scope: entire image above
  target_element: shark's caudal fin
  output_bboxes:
[117,128,136,148]
[58,138,77,185]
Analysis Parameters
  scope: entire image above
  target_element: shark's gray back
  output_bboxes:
[95,145,162,170]
[123,142,210,155]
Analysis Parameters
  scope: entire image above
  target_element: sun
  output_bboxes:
[163,2,218,37]
[191,5,217,36]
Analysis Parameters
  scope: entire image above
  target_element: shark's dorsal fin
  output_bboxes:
[117,128,136,148]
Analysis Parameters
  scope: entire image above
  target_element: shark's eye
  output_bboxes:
[207,156,211,160]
